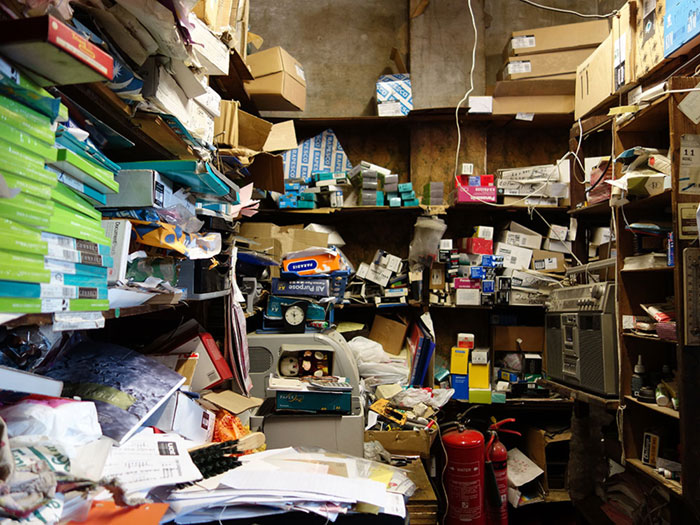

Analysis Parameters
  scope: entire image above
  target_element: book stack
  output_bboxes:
[0,89,118,314]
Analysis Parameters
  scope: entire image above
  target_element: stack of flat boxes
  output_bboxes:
[422,182,444,206]
[308,172,346,208]
[0,93,117,314]
[351,168,384,206]
[279,175,311,209]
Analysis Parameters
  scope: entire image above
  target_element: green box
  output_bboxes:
[3,172,53,200]
[0,138,57,186]
[51,183,101,221]
[0,192,53,228]
[69,299,109,311]
[0,119,54,161]
[275,390,351,414]
[468,388,492,404]
[0,250,51,283]
[50,149,118,194]
[0,231,47,256]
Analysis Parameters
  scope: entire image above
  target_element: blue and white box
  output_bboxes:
[281,129,353,179]
[664,1,700,58]
[376,74,413,116]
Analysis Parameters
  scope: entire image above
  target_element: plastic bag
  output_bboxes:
[408,217,447,271]
[156,204,204,234]
[348,336,387,364]
[357,362,409,385]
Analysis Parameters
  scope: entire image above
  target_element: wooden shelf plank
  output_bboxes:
[616,93,670,134]
[568,201,610,217]
[626,458,682,496]
[538,378,619,409]
[620,266,674,273]
[623,332,677,344]
[624,395,679,419]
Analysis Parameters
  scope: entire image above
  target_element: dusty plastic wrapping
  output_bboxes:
[348,336,410,385]
[130,220,221,259]
[156,204,204,234]
[391,387,454,409]
[409,217,447,270]
[126,257,180,286]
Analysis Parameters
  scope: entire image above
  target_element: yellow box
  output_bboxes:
[469,388,492,404]
[468,361,490,389]
[450,347,469,375]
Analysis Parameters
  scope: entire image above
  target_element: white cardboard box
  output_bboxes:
[102,219,132,284]
[542,238,572,254]
[475,226,494,240]
[495,243,533,270]
[456,288,481,306]
[189,15,230,76]
[547,224,569,240]
[147,391,215,445]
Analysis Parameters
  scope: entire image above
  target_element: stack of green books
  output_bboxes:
[0,93,119,314]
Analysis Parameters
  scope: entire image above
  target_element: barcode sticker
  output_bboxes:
[507,61,532,74]
[511,35,536,49]
[40,284,77,299]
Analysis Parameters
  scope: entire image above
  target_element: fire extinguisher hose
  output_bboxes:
[484,432,502,508]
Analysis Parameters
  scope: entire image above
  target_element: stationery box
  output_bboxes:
[148,391,215,445]
[469,360,490,389]
[458,237,493,255]
[495,243,533,270]
[531,249,566,273]
[283,252,342,276]
[102,219,131,284]
[376,74,413,116]
[455,288,480,306]
[503,19,609,57]
[275,390,351,414]
[168,333,233,392]
[498,48,594,81]
[104,170,192,212]
[454,185,497,203]
[451,374,469,401]
[0,15,114,85]
[450,347,469,375]
[664,0,700,58]
[245,46,306,111]
[469,388,492,404]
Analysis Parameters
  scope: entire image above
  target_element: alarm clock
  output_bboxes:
[281,301,308,333]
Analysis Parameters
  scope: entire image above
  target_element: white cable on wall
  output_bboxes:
[517,0,618,18]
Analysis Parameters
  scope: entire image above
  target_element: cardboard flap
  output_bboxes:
[248,152,284,193]
[263,120,297,152]
[203,390,263,414]
[238,109,272,151]
[370,315,409,356]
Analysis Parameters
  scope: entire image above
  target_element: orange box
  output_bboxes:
[282,252,341,275]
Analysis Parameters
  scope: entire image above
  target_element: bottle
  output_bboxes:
[631,355,646,398]
[655,383,671,407]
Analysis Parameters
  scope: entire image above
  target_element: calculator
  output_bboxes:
[308,379,353,392]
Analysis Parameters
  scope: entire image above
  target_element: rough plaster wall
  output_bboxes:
[249,0,408,118]
[483,0,606,90]
[410,0,486,109]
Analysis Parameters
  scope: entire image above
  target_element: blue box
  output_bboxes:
[376,74,413,116]
[470,266,485,279]
[482,279,495,294]
[278,196,298,209]
[398,182,413,193]
[297,200,315,209]
[275,390,351,414]
[664,1,700,57]
[451,374,469,401]
[497,368,520,383]
[403,198,420,207]
[400,190,416,200]
[480,255,504,268]
[389,197,401,207]
[271,278,330,297]
[468,176,481,186]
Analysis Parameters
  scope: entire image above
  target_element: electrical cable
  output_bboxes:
[452,0,478,181]
[516,0,618,18]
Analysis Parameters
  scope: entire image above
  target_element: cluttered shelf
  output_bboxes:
[538,378,619,409]
[2,303,185,329]
[568,201,610,217]
[623,395,680,420]
[620,266,675,274]
[622,332,677,344]
[621,189,672,213]
[626,458,682,497]
[252,204,570,218]
[571,115,613,140]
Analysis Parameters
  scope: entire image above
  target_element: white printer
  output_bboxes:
[247,330,365,457]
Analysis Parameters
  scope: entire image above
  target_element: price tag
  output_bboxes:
[679,134,700,194]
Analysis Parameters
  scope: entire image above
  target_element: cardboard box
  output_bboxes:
[451,374,469,400]
[245,46,306,111]
[376,74,413,116]
[453,185,498,203]
[457,237,493,255]
[612,1,637,93]
[364,428,437,459]
[491,325,545,352]
[531,249,566,273]
[102,219,131,285]
[189,15,230,76]
[469,361,490,389]
[148,391,215,445]
[636,0,666,78]
[450,347,469,375]
[0,15,114,85]
[542,238,572,254]
[509,289,546,306]
[504,19,610,57]
[495,242,533,270]
[469,388,492,404]
[169,333,233,392]
[664,0,700,57]
[456,288,480,306]
[493,95,574,115]
[524,427,571,493]
[370,315,409,356]
[498,48,594,81]
[575,34,614,120]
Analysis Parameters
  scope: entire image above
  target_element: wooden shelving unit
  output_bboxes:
[614,78,700,505]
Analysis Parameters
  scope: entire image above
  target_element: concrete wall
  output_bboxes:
[249,0,616,117]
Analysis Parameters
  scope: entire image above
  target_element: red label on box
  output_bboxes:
[480,174,495,185]
[466,237,493,255]
[47,16,114,80]
[455,185,497,203]
[453,277,481,289]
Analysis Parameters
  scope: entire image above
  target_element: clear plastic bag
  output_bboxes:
[408,217,447,271]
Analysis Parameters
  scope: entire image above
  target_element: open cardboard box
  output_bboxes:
[364,427,437,460]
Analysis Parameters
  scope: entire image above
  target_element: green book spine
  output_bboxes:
[2,171,53,200]
[47,206,109,246]
[0,95,54,144]
[52,202,104,232]
[0,217,42,241]
[0,138,57,186]
[69,299,109,311]
[0,251,51,283]
[51,183,101,221]
[0,193,53,228]
[53,149,118,194]
[0,231,48,256]
[0,120,55,161]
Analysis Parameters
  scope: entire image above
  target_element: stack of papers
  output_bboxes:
[154,447,415,523]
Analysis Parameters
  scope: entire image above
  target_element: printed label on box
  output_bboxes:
[506,61,532,75]
[534,257,559,271]
[511,35,536,49]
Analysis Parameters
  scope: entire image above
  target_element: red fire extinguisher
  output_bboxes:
[443,424,486,525]
[485,418,520,525]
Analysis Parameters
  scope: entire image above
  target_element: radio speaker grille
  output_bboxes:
[249,346,274,373]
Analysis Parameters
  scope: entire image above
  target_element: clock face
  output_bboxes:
[284,304,305,326]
